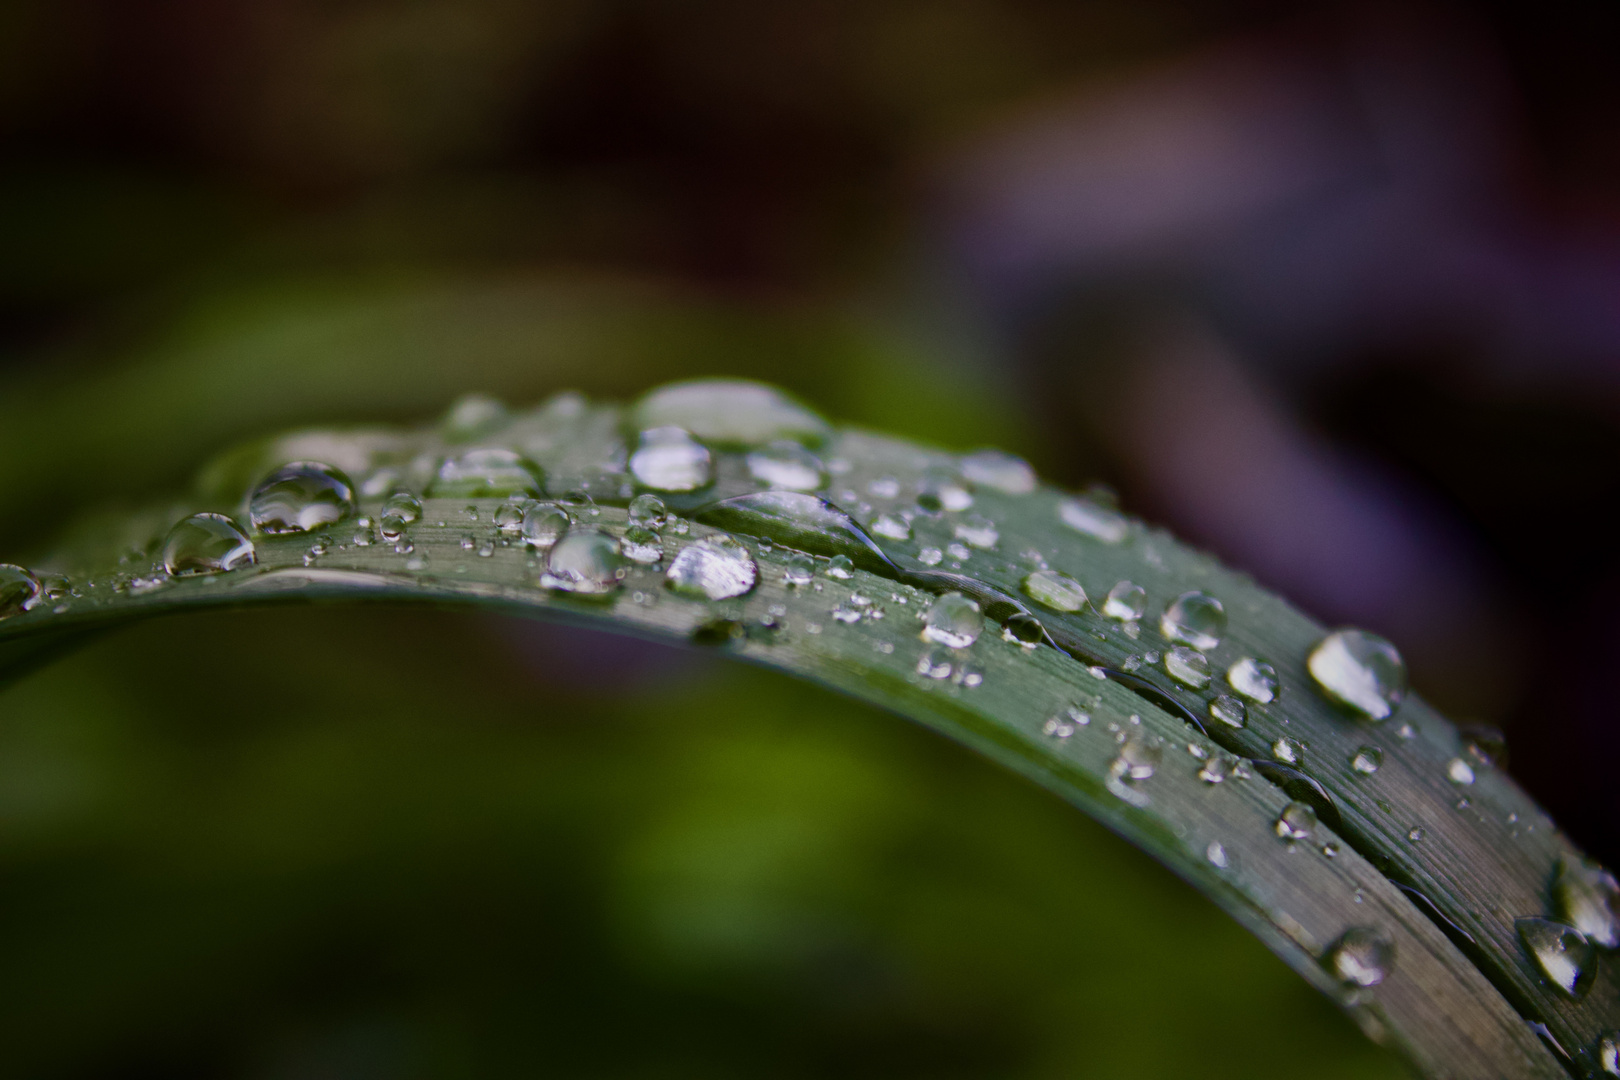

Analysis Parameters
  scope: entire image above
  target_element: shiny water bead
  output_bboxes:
[1208,694,1247,729]
[441,392,508,442]
[783,554,815,587]
[1308,629,1407,721]
[921,592,982,649]
[1002,613,1047,646]
[632,379,829,447]
[1112,732,1163,780]
[916,477,973,513]
[1324,927,1395,987]
[542,528,626,595]
[621,526,664,565]
[959,449,1036,495]
[520,504,571,549]
[1022,570,1087,613]
[1160,591,1226,651]
[1227,657,1280,704]
[1446,758,1476,785]
[0,564,42,619]
[917,547,943,566]
[1599,1031,1620,1076]
[870,514,910,541]
[825,555,854,580]
[162,513,257,577]
[1199,755,1230,784]
[1517,917,1597,999]
[1206,841,1230,869]
[247,461,356,535]
[379,491,422,531]
[430,448,543,498]
[953,514,999,550]
[1554,856,1620,949]
[493,499,528,535]
[665,535,758,600]
[745,441,826,491]
[1058,496,1128,543]
[1102,580,1147,621]
[1351,747,1383,775]
[628,494,669,528]
[1164,646,1211,688]
[1275,801,1318,841]
[1460,724,1509,769]
[630,426,712,492]
[1272,737,1303,765]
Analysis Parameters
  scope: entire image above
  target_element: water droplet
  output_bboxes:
[541,527,626,595]
[633,380,829,447]
[870,514,910,541]
[0,564,42,619]
[1111,731,1163,780]
[1058,496,1127,543]
[622,526,664,564]
[1160,591,1226,651]
[378,492,422,540]
[1407,827,1425,842]
[1199,755,1230,784]
[1164,645,1211,688]
[953,514,999,549]
[1003,612,1046,646]
[1275,801,1318,840]
[1322,842,1340,858]
[248,461,356,534]
[1270,737,1302,765]
[824,554,855,580]
[430,448,543,499]
[921,592,982,649]
[441,393,508,442]
[1517,917,1597,999]
[746,441,826,491]
[1225,657,1279,705]
[1208,694,1247,728]
[630,426,712,492]
[917,649,954,680]
[1206,841,1230,868]
[1553,856,1619,949]
[959,449,1036,495]
[917,547,943,566]
[1102,581,1146,621]
[1022,570,1087,613]
[1324,927,1395,987]
[665,536,758,600]
[162,513,256,577]
[1446,758,1476,785]
[1597,1031,1620,1076]
[521,504,571,549]
[1351,747,1383,775]
[868,477,901,499]
[783,554,815,587]
[917,477,973,513]
[1457,724,1507,769]
[493,499,528,535]
[946,542,972,562]
[1043,715,1077,739]
[628,493,668,528]
[1308,629,1407,721]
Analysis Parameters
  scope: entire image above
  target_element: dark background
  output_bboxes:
[1,1,1618,1075]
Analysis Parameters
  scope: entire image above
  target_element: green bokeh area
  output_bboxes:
[0,604,1404,1079]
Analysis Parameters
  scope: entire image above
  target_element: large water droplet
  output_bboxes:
[746,441,826,491]
[1308,629,1407,721]
[162,513,256,577]
[1160,591,1225,651]
[1209,694,1247,728]
[1164,645,1210,688]
[1227,657,1279,704]
[1058,496,1128,543]
[542,527,625,595]
[1324,927,1395,987]
[430,448,543,498]
[621,526,664,564]
[1103,581,1146,621]
[1275,801,1318,840]
[378,491,422,541]
[959,450,1036,495]
[953,514,999,550]
[1272,737,1303,765]
[628,493,669,528]
[695,492,892,575]
[1351,747,1383,775]
[1446,758,1475,785]
[629,426,712,492]
[1517,917,1597,999]
[1553,856,1619,949]
[921,592,982,649]
[633,380,829,447]
[248,461,356,534]
[493,499,528,535]
[0,564,42,619]
[521,504,571,549]
[1597,1031,1620,1076]
[1022,570,1086,613]
[665,536,758,600]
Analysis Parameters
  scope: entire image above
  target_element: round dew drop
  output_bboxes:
[1208,694,1247,728]
[953,514,999,550]
[1022,570,1087,613]
[248,461,356,534]
[1227,657,1279,704]
[1058,496,1128,543]
[783,554,814,587]
[1324,927,1395,987]
[1308,629,1407,721]
[1275,801,1317,841]
[870,514,910,541]
[745,441,826,491]
[1517,917,1597,999]
[1598,1031,1620,1076]
[665,536,758,601]
[1111,732,1162,781]
[825,555,854,580]
[162,513,257,577]
[1103,580,1146,621]
[521,504,572,549]
[0,564,42,619]
[1553,856,1620,949]
[1164,646,1210,688]
[542,527,626,595]
[1272,737,1303,765]
[1351,747,1383,775]
[959,450,1036,495]
[493,499,528,535]
[1206,841,1230,869]
[430,447,543,498]
[630,426,712,492]
[1160,591,1226,651]
[921,592,982,649]
[1446,758,1475,785]
[628,494,668,529]
[621,526,664,565]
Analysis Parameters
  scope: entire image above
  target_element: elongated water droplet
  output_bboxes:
[1324,927,1395,987]
[630,426,712,492]
[959,450,1035,495]
[1164,645,1210,688]
[696,492,892,576]
[1351,747,1383,775]
[1059,496,1127,543]
[1227,657,1279,704]
[922,592,982,649]
[870,513,910,541]
[746,441,826,491]
[953,514,999,550]
[430,448,543,498]
[1308,629,1407,721]
[665,536,758,600]
[1275,801,1318,840]
[162,513,256,577]
[1101,580,1146,622]
[542,527,625,595]
[622,526,664,564]
[1022,570,1086,613]
[1161,591,1225,651]
[1446,758,1475,785]
[521,504,571,549]
[0,564,42,619]
[1517,917,1597,999]
[628,493,668,528]
[1209,694,1247,728]
[633,379,829,447]
[1553,856,1619,949]
[1272,737,1302,765]
[1597,1031,1620,1076]
[248,461,356,534]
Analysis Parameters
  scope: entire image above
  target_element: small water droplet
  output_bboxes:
[1102,580,1146,621]
[520,504,571,549]
[493,499,528,535]
[1322,842,1340,858]
[746,441,826,491]
[162,513,257,577]
[824,554,855,580]
[1160,591,1226,651]
[783,554,815,587]
[868,477,901,499]
[1164,645,1211,688]
[1517,917,1597,999]
[1324,927,1395,987]
[869,513,910,541]
[0,564,42,619]
[1199,755,1230,784]
[541,527,626,595]
[378,492,422,540]
[945,542,972,562]
[1272,737,1303,765]
[921,592,982,649]
[249,461,357,534]
[1308,629,1407,721]
[665,536,758,600]
[917,476,973,513]
[1275,801,1317,840]
[1553,856,1619,949]
[622,526,664,564]
[1459,724,1508,768]
[953,514,999,549]
[917,649,954,680]
[1596,1031,1620,1076]
[1002,612,1046,647]
[1022,570,1087,613]
[1058,496,1127,543]
[630,426,712,492]
[1396,723,1417,740]
[1407,827,1425,842]
[1446,758,1476,785]
[628,493,668,528]
[1227,657,1279,704]
[917,547,943,566]
[959,450,1036,495]
[1351,747,1383,775]
[633,379,829,446]
[430,448,543,498]
[1111,731,1163,780]
[1208,694,1247,728]
[1206,841,1230,868]
[1042,714,1077,739]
